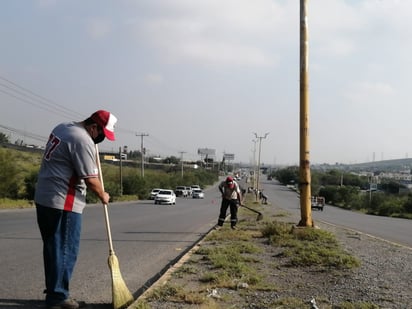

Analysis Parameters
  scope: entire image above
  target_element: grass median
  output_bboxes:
[131,194,378,309]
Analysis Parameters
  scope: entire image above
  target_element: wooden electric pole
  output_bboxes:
[298,0,314,227]
[179,151,186,178]
[254,132,269,203]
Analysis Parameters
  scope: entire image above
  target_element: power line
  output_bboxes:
[0,76,85,119]
[0,76,201,158]
[0,75,136,134]
[0,124,48,143]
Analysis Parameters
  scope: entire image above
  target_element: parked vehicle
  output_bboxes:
[311,196,325,211]
[155,190,176,205]
[191,185,201,190]
[175,186,188,197]
[149,188,162,200]
[192,189,204,199]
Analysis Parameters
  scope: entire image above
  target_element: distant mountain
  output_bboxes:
[315,158,412,173]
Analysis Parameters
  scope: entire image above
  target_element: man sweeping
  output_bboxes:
[215,176,242,230]
[34,110,116,309]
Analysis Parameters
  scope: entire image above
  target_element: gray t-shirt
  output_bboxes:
[34,122,98,213]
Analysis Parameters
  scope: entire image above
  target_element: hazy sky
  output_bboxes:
[1,0,410,166]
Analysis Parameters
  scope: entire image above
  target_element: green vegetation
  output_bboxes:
[0,147,42,203]
[273,166,412,219]
[0,146,218,208]
[261,221,360,269]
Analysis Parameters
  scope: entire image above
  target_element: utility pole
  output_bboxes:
[119,147,123,196]
[252,139,258,189]
[179,151,186,178]
[136,133,149,177]
[298,0,313,227]
[253,132,269,202]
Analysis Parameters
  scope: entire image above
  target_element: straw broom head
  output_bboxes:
[108,253,134,309]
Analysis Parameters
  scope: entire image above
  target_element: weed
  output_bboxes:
[271,297,307,308]
[173,265,198,278]
[261,221,360,269]
[146,283,207,305]
[146,283,183,301]
[129,299,151,309]
[261,221,293,238]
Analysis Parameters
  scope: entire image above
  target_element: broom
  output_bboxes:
[95,145,134,309]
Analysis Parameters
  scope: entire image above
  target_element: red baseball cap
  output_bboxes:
[90,110,117,141]
[226,176,234,188]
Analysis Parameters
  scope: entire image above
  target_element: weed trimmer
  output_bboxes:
[96,145,134,309]
[239,204,263,221]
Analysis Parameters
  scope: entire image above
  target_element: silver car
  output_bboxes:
[192,189,204,199]
[149,188,162,200]
[154,190,176,205]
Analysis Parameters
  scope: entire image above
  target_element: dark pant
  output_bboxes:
[218,199,238,227]
[36,205,82,306]
[262,195,267,204]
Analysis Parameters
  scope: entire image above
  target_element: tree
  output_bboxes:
[274,166,299,185]
[0,148,20,198]
[403,194,412,213]
[379,180,403,195]
[0,132,10,144]
[24,170,38,200]
[163,156,180,165]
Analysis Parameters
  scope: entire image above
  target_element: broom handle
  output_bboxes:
[95,144,115,255]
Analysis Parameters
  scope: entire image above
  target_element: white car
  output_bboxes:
[154,189,176,205]
[192,189,204,199]
[149,188,162,200]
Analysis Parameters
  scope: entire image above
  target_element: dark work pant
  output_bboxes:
[218,198,238,227]
[36,205,82,306]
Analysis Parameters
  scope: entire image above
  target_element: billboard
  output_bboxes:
[198,148,216,156]
[223,153,235,160]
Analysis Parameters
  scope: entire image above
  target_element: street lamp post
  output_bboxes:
[253,132,269,202]
[179,151,186,178]
[136,133,149,177]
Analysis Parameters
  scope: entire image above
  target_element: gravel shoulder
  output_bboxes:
[132,201,412,309]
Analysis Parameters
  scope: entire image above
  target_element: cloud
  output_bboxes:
[316,38,356,56]
[36,0,57,8]
[86,18,112,40]
[132,0,293,68]
[344,81,395,106]
[144,73,164,85]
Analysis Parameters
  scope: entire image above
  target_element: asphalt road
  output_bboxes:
[0,183,222,308]
[1,178,411,308]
